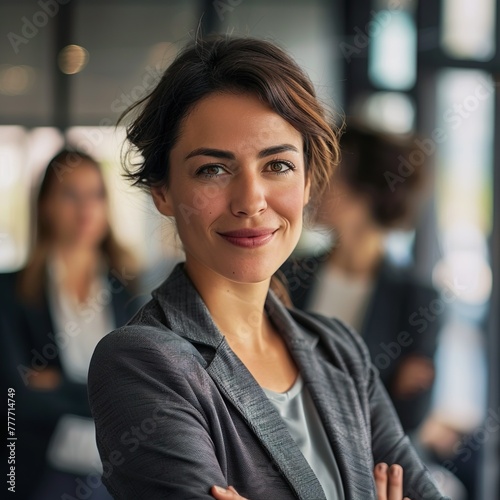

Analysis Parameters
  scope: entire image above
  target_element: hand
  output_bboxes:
[374,463,411,500]
[28,367,62,390]
[211,464,412,500]
[211,485,249,499]
[418,416,462,458]
[392,356,434,399]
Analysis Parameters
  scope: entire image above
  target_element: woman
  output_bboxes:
[281,125,439,434]
[0,150,140,499]
[88,36,448,500]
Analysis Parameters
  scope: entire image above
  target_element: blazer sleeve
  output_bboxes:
[87,325,228,500]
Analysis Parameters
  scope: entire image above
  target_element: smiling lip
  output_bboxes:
[217,228,278,248]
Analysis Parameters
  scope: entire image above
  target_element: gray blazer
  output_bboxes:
[88,264,448,500]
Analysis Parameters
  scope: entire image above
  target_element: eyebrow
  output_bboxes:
[184,144,299,161]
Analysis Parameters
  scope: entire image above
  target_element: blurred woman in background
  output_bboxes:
[0,150,141,499]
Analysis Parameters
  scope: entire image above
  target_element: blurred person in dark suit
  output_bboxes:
[0,150,142,499]
[281,124,439,435]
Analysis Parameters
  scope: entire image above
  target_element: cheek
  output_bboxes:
[93,202,108,222]
[272,182,308,222]
[92,206,109,234]
[171,183,227,235]
[51,204,76,229]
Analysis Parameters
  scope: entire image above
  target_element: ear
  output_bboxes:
[151,185,174,217]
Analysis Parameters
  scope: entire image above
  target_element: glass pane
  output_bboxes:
[0,127,64,271]
[441,0,496,60]
[430,68,494,431]
[209,0,342,108]
[0,4,54,125]
[369,9,417,90]
[436,69,495,292]
[71,1,199,125]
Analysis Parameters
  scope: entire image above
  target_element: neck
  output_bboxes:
[184,256,273,353]
[330,225,384,278]
[51,245,101,302]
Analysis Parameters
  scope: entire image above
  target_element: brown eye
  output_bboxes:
[206,166,220,175]
[196,165,225,177]
[266,161,294,175]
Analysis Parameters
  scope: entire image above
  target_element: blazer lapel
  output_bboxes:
[291,348,376,499]
[268,297,377,500]
[207,339,326,500]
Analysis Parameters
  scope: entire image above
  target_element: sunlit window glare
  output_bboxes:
[441,0,496,60]
[354,91,415,134]
[369,9,417,90]
[433,69,493,305]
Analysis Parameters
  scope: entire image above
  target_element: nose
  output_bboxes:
[230,170,267,217]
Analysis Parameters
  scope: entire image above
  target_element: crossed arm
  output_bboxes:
[211,463,412,500]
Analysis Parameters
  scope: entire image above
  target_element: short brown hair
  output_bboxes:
[119,35,340,205]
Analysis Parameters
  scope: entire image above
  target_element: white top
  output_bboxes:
[46,255,116,384]
[45,255,115,474]
[308,265,374,332]
[263,375,345,500]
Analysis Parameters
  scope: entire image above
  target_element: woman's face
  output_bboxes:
[42,161,109,249]
[153,92,310,283]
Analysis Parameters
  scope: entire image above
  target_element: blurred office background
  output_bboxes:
[0,0,498,499]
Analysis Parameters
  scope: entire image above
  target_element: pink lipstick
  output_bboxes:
[217,228,278,248]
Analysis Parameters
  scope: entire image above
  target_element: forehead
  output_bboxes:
[54,161,103,187]
[174,92,303,155]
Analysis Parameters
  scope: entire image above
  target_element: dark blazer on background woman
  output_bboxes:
[280,255,441,433]
[88,263,448,500]
[0,270,141,499]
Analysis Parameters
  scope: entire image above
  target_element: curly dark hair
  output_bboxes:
[338,124,427,228]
